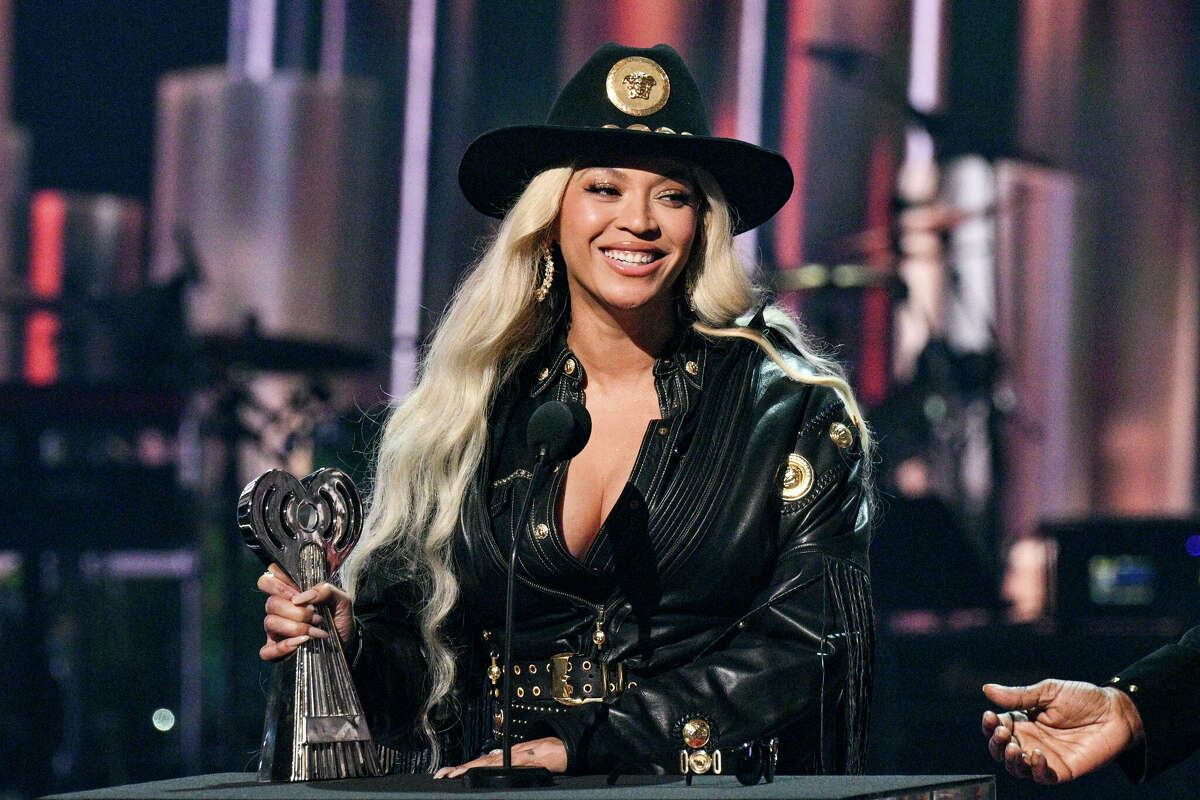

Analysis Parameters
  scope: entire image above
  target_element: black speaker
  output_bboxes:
[1046,517,1200,635]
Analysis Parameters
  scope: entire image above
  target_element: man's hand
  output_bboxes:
[981,679,1145,784]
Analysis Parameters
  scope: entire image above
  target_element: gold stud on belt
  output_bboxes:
[549,653,623,705]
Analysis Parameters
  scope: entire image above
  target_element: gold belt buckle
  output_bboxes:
[551,653,622,706]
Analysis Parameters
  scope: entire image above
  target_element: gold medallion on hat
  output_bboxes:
[606,56,670,117]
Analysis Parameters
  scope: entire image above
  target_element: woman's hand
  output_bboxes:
[433,737,568,779]
[981,680,1145,784]
[256,563,356,661]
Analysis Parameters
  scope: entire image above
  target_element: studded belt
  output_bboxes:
[487,653,631,706]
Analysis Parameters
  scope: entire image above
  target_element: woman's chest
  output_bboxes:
[559,390,661,559]
[473,360,781,612]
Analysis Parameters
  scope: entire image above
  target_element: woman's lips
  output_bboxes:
[600,247,665,276]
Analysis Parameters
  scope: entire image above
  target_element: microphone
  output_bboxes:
[468,400,591,789]
[527,399,591,463]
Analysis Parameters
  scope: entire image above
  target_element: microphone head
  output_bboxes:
[527,400,591,463]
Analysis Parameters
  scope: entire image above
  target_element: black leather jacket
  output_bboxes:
[350,324,873,775]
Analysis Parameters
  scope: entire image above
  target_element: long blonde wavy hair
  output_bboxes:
[339,164,871,768]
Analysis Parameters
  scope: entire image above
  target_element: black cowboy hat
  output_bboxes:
[458,43,794,235]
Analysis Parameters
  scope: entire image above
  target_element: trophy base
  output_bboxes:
[466,766,556,788]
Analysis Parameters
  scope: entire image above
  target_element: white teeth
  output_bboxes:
[604,249,657,265]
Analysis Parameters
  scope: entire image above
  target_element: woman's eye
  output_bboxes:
[659,191,694,206]
[585,183,620,196]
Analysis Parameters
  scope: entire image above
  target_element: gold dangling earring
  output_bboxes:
[535,246,554,303]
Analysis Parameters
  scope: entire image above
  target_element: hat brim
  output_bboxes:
[458,125,794,235]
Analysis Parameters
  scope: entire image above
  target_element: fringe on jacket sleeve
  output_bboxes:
[824,557,875,774]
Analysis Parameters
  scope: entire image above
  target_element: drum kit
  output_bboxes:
[0,185,391,785]
[0,4,400,784]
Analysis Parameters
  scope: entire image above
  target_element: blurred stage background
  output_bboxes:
[0,1,1197,798]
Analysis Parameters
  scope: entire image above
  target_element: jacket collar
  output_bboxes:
[529,324,707,417]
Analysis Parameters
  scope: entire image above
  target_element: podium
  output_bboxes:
[41,772,994,799]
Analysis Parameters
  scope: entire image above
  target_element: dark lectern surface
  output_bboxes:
[42,772,994,800]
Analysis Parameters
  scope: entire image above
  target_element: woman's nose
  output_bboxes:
[616,195,659,236]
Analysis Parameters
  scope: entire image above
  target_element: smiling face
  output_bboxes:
[554,161,702,324]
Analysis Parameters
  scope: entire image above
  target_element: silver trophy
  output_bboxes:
[238,468,384,781]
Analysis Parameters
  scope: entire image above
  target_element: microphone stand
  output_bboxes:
[467,443,556,789]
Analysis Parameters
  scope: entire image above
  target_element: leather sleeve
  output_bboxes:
[1113,626,1200,782]
[347,576,434,751]
[541,388,872,774]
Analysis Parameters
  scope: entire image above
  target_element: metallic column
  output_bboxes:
[391,0,437,396]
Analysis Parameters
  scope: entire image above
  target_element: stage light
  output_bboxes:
[152,708,176,732]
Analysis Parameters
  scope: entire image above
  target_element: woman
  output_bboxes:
[259,43,874,778]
